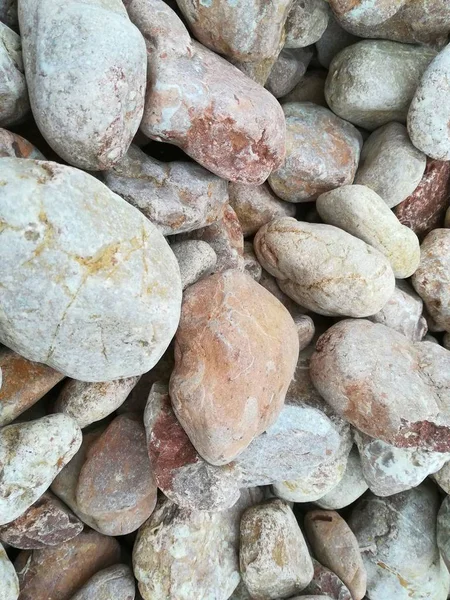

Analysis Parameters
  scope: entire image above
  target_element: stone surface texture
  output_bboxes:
[69,564,135,600]
[266,48,313,99]
[0,128,44,159]
[303,559,352,600]
[285,0,329,48]
[0,22,29,127]
[0,541,19,600]
[171,240,217,290]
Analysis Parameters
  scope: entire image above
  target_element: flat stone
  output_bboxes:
[266,48,313,98]
[171,240,217,290]
[0,158,182,381]
[0,22,29,127]
[316,14,359,68]
[0,128,44,159]
[0,541,19,600]
[69,564,135,600]
[285,0,329,48]
[303,559,352,600]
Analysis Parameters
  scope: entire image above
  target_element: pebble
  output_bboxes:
[0,347,63,426]
[0,491,82,549]
[303,559,352,600]
[0,414,81,525]
[285,0,329,48]
[268,102,362,202]
[311,319,450,452]
[394,159,450,239]
[0,128,44,159]
[316,14,359,68]
[170,240,217,290]
[169,270,299,465]
[408,43,450,160]
[103,144,229,235]
[0,541,19,600]
[0,22,29,127]
[266,48,313,99]
[19,0,146,170]
[243,241,262,282]
[69,564,135,600]
[316,184,420,278]
[15,529,121,600]
[305,510,367,600]
[126,0,286,184]
[412,229,450,332]
[325,40,436,131]
[0,158,182,381]
[254,218,395,317]
[240,499,313,600]
[354,122,426,209]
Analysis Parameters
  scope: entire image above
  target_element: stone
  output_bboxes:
[0,158,182,381]
[368,281,427,342]
[285,0,329,48]
[316,185,420,279]
[0,414,81,525]
[316,446,369,510]
[328,0,407,27]
[316,14,358,69]
[0,0,17,29]
[144,382,241,511]
[303,559,352,600]
[0,22,29,127]
[283,71,327,107]
[0,541,19,600]
[266,48,313,99]
[133,488,262,600]
[54,376,139,429]
[258,268,306,318]
[294,314,315,352]
[75,414,157,535]
[437,495,450,568]
[228,182,295,238]
[350,484,450,600]
[254,218,395,317]
[15,529,121,600]
[412,229,450,332]
[240,499,313,600]
[170,240,217,290]
[19,0,146,170]
[69,564,135,600]
[394,159,450,239]
[354,122,426,209]
[0,491,82,549]
[103,145,229,235]
[0,347,64,426]
[325,41,436,131]
[305,510,367,600]
[310,319,450,452]
[243,241,262,282]
[170,270,299,465]
[0,128,44,159]
[229,581,253,600]
[126,0,286,183]
[433,460,450,494]
[268,103,361,202]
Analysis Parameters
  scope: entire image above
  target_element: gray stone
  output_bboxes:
[171,240,217,290]
[285,0,329,48]
[433,460,450,494]
[243,241,262,282]
[282,70,327,106]
[316,14,358,69]
[0,541,19,600]
[0,22,29,127]
[266,48,313,98]
[69,564,135,600]
[437,495,450,568]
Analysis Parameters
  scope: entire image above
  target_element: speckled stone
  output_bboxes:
[171,240,217,290]
[282,70,327,106]
[268,103,362,203]
[0,541,19,600]
[0,128,44,159]
[19,0,146,170]
[266,48,313,99]
[285,0,329,48]
[316,14,358,68]
[0,159,182,381]
[0,22,29,127]
[303,559,352,600]
[69,564,135,600]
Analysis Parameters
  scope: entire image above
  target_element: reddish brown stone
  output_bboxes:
[394,159,450,239]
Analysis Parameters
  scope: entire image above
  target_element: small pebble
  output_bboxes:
[171,240,217,290]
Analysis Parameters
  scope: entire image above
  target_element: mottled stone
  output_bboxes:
[0,128,44,159]
[170,270,299,465]
[103,145,229,235]
[269,103,362,202]
[243,241,262,282]
[0,541,19,600]
[394,159,450,239]
[0,491,82,549]
[69,564,135,600]
[354,122,426,209]
[266,48,313,98]
[0,414,81,525]
[15,529,121,600]
[329,0,406,27]
[126,0,286,183]
[0,22,29,127]
[55,376,139,429]
[311,320,450,451]
[0,159,182,381]
[19,0,146,170]
[0,347,64,426]
[316,14,358,69]
[412,229,450,332]
[305,510,367,600]
[303,559,352,600]
[254,218,395,317]
[316,185,420,278]
[171,240,217,290]
[325,41,436,131]
[285,0,329,48]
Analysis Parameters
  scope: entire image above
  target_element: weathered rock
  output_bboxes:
[329,0,406,27]
[266,48,313,98]
[240,499,313,600]
[354,123,426,209]
[0,128,44,159]
[316,185,420,278]
[254,218,395,317]
[69,564,135,600]
[171,240,217,290]
[0,491,82,549]
[325,41,436,131]
[0,347,64,426]
[0,0,17,29]
[437,495,450,568]
[316,14,359,68]
[282,70,327,105]
[305,510,367,600]
[0,414,81,525]
[243,241,262,282]
[268,103,361,202]
[19,0,146,170]
[412,229,450,332]
[0,541,19,600]
[15,529,121,600]
[394,159,450,239]
[285,0,329,48]
[433,460,450,494]
[0,22,29,127]
[170,270,299,465]
[408,43,450,161]
[103,145,229,235]
[126,0,286,183]
[303,559,352,600]
[0,159,182,381]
